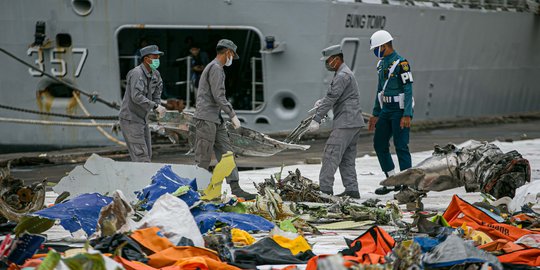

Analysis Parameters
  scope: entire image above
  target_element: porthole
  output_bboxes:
[72,0,93,16]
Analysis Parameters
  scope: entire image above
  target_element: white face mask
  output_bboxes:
[225,54,233,66]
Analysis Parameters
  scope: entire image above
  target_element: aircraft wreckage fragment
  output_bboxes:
[149,111,310,157]
[253,169,402,226]
[0,163,46,221]
[381,141,530,206]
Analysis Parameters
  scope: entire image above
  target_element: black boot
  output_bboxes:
[336,190,361,199]
[320,189,333,196]
[229,181,256,200]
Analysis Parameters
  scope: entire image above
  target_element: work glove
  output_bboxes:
[231,116,241,129]
[307,120,320,132]
[155,105,167,119]
[314,99,323,108]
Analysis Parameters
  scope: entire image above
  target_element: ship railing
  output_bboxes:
[393,0,529,10]
[175,56,193,110]
[251,57,264,111]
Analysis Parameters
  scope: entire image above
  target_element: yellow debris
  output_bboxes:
[272,235,311,255]
[201,152,236,201]
[232,228,255,246]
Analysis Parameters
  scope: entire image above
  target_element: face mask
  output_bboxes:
[148,58,160,70]
[325,57,337,71]
[225,54,233,67]
[373,46,385,59]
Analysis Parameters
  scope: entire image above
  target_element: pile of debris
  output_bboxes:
[0,140,538,269]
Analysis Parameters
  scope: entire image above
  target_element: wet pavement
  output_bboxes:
[7,120,540,184]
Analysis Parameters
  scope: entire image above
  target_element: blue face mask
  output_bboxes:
[373,46,385,58]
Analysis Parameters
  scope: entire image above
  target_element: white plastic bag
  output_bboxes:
[136,193,204,247]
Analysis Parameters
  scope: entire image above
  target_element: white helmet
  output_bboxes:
[370,30,393,50]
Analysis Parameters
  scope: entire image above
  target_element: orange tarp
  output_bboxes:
[130,227,174,254]
[306,226,395,270]
[148,246,239,270]
[442,195,539,241]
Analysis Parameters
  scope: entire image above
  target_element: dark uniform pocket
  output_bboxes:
[132,144,147,157]
[195,119,217,142]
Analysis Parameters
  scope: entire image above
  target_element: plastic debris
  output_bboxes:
[31,193,112,236]
[137,193,204,247]
[423,235,503,270]
[194,211,275,234]
[201,151,236,201]
[135,165,200,209]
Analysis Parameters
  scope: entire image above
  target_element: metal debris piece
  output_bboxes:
[254,169,403,226]
[284,114,316,144]
[382,141,530,204]
[152,111,311,157]
[225,121,310,157]
[386,241,422,270]
[251,186,295,221]
[316,220,375,230]
[53,153,211,203]
[0,162,46,221]
[96,190,135,237]
[255,169,342,204]
[148,110,191,144]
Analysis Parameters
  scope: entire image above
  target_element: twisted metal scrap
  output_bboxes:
[255,169,342,204]
[0,163,46,221]
[254,169,403,225]
[382,141,530,204]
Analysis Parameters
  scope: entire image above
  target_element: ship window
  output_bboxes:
[282,97,296,110]
[116,27,264,111]
[340,38,360,71]
[56,34,72,47]
[255,117,269,124]
[72,0,93,16]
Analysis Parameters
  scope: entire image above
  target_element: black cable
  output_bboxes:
[0,103,118,120]
[0,47,120,110]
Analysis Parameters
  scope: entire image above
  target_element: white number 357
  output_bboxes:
[27,47,88,78]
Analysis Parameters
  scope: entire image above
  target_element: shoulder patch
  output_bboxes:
[400,61,410,72]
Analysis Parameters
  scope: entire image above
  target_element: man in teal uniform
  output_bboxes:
[367,30,414,195]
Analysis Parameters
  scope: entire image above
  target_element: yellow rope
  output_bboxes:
[73,93,126,147]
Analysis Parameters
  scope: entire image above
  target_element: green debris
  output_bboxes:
[280,218,298,233]
[14,215,55,236]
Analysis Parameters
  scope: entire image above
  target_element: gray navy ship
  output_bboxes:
[1,0,539,150]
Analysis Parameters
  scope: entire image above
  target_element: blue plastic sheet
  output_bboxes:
[32,193,112,236]
[414,237,440,253]
[194,211,275,234]
[135,165,200,209]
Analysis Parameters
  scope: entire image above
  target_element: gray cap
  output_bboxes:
[217,39,239,59]
[140,45,164,58]
[320,44,342,61]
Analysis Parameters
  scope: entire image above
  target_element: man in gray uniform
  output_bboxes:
[119,45,167,162]
[308,45,365,199]
[193,39,255,200]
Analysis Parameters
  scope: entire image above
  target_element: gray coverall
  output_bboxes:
[313,63,365,193]
[119,64,163,162]
[193,59,239,183]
